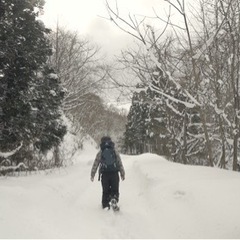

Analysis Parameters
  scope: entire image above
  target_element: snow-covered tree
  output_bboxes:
[124,85,150,154]
[48,28,109,133]
[105,0,240,170]
[0,0,66,167]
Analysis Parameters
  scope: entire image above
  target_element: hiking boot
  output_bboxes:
[110,198,120,211]
[102,203,110,210]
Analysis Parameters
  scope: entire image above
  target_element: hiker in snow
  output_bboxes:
[90,136,125,210]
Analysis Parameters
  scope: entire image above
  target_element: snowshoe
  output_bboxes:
[110,198,120,212]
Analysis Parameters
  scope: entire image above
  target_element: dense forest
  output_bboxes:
[1,0,240,175]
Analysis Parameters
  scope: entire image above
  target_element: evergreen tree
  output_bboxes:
[124,85,149,154]
[146,68,171,156]
[0,0,66,165]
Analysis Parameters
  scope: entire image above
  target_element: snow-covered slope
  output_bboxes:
[0,143,240,239]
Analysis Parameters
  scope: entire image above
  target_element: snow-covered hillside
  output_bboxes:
[0,142,240,239]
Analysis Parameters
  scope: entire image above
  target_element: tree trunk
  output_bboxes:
[199,109,214,167]
[182,112,188,164]
[219,117,226,169]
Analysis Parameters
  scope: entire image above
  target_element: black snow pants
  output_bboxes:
[101,171,119,208]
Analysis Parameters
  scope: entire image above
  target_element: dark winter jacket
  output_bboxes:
[91,149,125,180]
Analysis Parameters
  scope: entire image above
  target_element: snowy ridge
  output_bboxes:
[0,148,240,238]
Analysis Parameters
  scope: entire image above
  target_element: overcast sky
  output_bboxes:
[40,0,193,107]
[40,0,178,58]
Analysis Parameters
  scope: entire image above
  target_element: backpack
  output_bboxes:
[100,140,118,173]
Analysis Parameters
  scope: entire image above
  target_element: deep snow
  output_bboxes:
[1,142,240,239]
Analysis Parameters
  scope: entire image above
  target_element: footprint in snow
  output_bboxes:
[173,190,186,199]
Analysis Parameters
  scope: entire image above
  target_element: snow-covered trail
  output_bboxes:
[0,152,157,239]
[1,148,240,239]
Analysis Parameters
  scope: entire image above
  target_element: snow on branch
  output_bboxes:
[210,103,232,128]
[0,162,28,171]
[150,84,196,109]
[148,49,202,107]
[166,99,183,116]
[0,162,28,176]
[0,143,23,158]
[105,0,201,108]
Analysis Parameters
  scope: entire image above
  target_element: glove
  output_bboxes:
[121,175,125,181]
